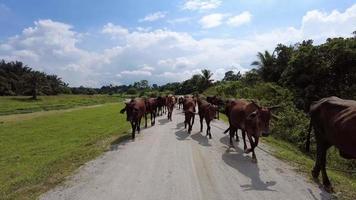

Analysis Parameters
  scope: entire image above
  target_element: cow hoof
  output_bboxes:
[324,185,334,193]
[244,148,252,154]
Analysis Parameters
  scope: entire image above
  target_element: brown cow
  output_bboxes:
[178,96,184,110]
[183,97,196,134]
[223,99,239,141]
[145,98,157,126]
[156,96,166,116]
[166,95,175,121]
[306,96,356,192]
[207,95,224,119]
[120,98,147,139]
[229,100,279,162]
[198,98,217,139]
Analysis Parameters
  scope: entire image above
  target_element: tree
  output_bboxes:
[223,70,241,81]
[200,69,213,92]
[251,50,277,82]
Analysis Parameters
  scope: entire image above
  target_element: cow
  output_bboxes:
[120,98,147,139]
[178,96,184,110]
[207,95,224,119]
[306,96,356,192]
[156,96,166,116]
[183,97,196,134]
[223,99,239,141]
[145,98,157,126]
[197,98,218,139]
[166,95,175,121]
[229,99,279,162]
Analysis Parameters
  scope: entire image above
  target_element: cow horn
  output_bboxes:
[269,105,282,111]
[271,113,280,120]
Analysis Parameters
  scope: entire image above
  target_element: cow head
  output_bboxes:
[121,101,140,122]
[247,102,280,137]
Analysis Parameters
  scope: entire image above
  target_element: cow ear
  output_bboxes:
[120,107,126,114]
[247,111,257,120]
[251,100,262,109]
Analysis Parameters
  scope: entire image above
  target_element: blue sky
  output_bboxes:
[0,0,355,86]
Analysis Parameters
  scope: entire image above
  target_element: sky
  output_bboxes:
[0,0,355,87]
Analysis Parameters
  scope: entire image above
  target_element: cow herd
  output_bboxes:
[120,95,356,193]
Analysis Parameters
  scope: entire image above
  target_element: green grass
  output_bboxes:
[219,114,356,200]
[0,103,130,200]
[0,95,123,115]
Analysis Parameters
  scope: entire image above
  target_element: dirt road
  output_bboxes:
[41,108,330,200]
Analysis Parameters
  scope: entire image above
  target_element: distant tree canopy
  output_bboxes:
[0,60,70,98]
[251,35,356,110]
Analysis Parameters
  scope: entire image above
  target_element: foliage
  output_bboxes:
[222,70,241,81]
[253,36,356,110]
[0,60,69,97]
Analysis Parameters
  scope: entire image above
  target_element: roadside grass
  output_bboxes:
[0,103,131,200]
[219,114,356,200]
[0,95,123,115]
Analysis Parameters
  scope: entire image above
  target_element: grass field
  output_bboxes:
[0,102,130,200]
[0,95,123,115]
[219,113,356,200]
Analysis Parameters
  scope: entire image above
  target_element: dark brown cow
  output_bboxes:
[207,95,224,119]
[306,96,356,192]
[223,99,239,141]
[183,97,196,134]
[156,96,166,116]
[198,98,217,139]
[166,95,175,121]
[229,100,279,162]
[178,96,184,110]
[145,98,157,126]
[120,98,147,139]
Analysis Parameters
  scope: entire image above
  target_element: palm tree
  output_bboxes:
[201,69,213,85]
[200,69,213,91]
[251,50,276,81]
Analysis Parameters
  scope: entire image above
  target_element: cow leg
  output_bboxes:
[206,120,212,139]
[235,129,239,142]
[199,114,203,132]
[242,130,247,150]
[217,111,219,120]
[313,142,333,192]
[131,121,136,139]
[229,127,236,146]
[137,119,141,133]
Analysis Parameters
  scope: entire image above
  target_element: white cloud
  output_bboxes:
[0,4,355,87]
[227,11,252,27]
[120,70,152,76]
[199,13,225,28]
[182,0,222,11]
[102,23,129,39]
[167,17,193,25]
[139,11,167,22]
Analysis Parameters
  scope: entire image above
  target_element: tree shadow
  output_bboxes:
[175,129,190,141]
[221,142,277,192]
[10,97,42,102]
[190,132,212,147]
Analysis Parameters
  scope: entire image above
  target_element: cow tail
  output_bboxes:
[305,118,312,152]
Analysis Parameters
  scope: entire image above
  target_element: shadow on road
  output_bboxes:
[175,129,190,141]
[190,132,212,147]
[158,118,170,125]
[109,134,134,151]
[176,122,185,129]
[221,137,277,192]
